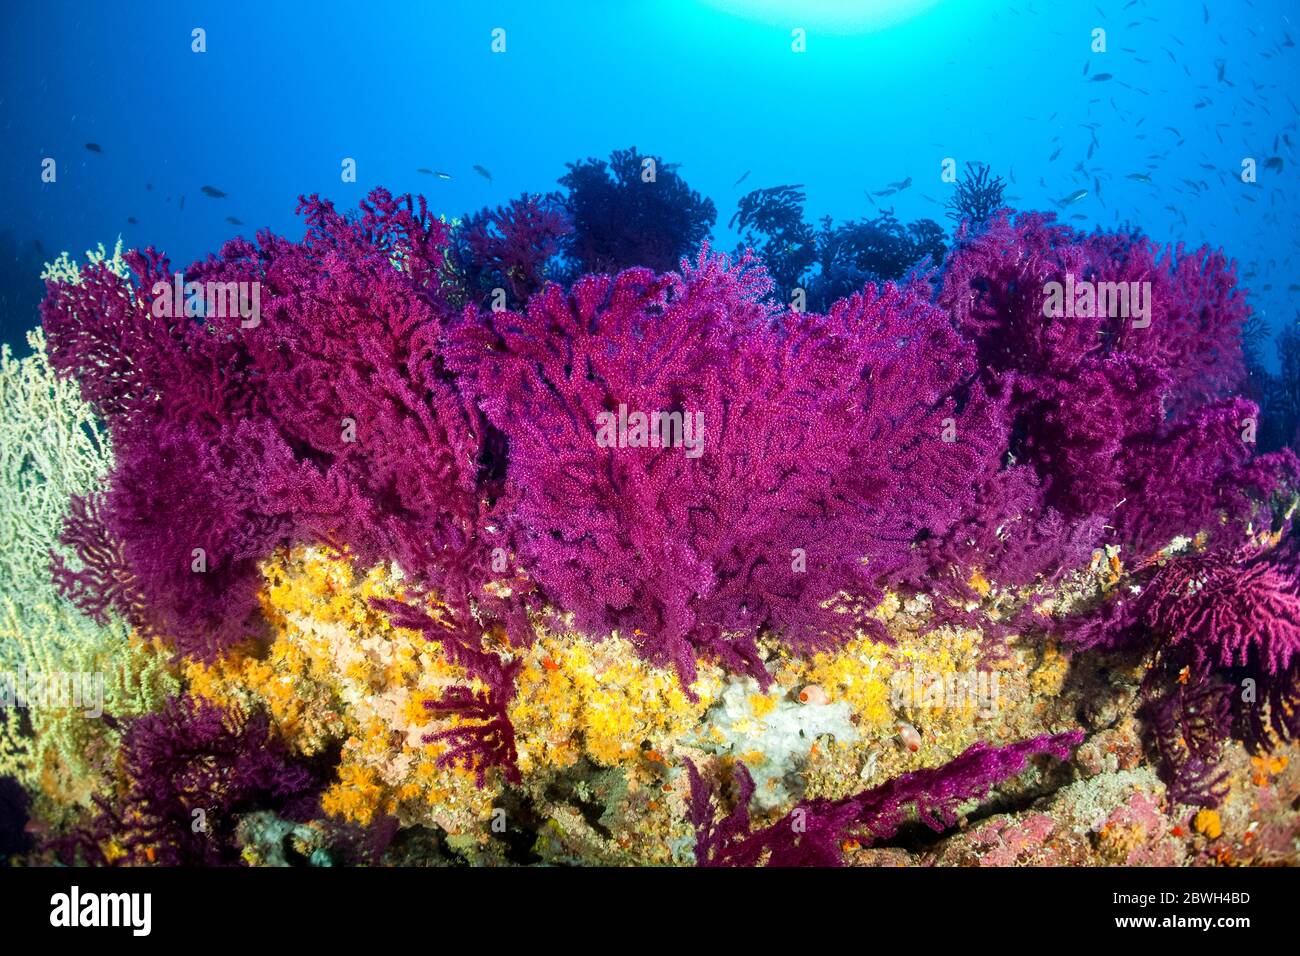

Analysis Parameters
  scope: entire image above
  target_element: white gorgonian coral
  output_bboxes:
[38,237,129,286]
[0,326,113,649]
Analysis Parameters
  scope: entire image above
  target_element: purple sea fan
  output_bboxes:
[940,211,1249,406]
[60,696,322,866]
[448,249,1006,686]
[1233,662,1300,754]
[937,210,1291,564]
[1140,536,1300,678]
[50,421,296,659]
[688,731,1082,867]
[40,243,290,657]
[422,671,523,787]
[49,492,147,626]
[41,189,521,659]
[232,191,537,636]
[1112,399,1297,557]
[456,192,572,307]
[371,598,523,784]
[40,246,249,432]
[1141,681,1232,808]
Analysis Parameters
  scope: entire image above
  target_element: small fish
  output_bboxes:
[1048,147,1062,162]
[1126,172,1153,183]
[145,183,153,191]
[435,171,453,180]
[1057,189,1088,206]
[84,142,102,153]
[226,216,244,225]
[1091,73,1113,82]
[733,170,751,188]
[127,216,138,224]
[201,186,227,198]
[472,164,492,182]
[887,177,912,191]
[416,167,433,174]
[1289,284,1300,292]
[1071,213,1088,220]
[1264,157,1284,172]
[179,194,186,210]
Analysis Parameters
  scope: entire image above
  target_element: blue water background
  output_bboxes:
[1,0,1296,360]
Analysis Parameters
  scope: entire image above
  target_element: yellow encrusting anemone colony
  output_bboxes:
[169,544,1083,857]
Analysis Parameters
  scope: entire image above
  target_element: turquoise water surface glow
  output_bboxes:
[697,0,946,34]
